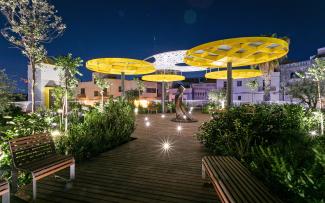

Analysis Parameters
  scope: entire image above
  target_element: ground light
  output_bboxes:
[144,116,148,121]
[145,121,150,127]
[310,130,317,137]
[158,137,175,155]
[161,114,165,118]
[50,130,61,138]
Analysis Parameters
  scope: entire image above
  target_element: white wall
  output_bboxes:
[28,63,61,107]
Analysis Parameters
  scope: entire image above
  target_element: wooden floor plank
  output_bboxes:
[21,113,219,203]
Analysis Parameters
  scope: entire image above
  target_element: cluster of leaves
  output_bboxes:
[0,69,15,114]
[0,111,51,184]
[196,104,324,202]
[55,98,135,161]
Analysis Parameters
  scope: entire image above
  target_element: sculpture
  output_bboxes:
[171,85,197,122]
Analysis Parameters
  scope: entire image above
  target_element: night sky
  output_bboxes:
[0,0,324,92]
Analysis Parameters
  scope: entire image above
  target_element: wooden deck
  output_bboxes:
[20,113,218,203]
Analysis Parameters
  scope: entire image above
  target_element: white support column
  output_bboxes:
[226,62,233,108]
[162,82,165,113]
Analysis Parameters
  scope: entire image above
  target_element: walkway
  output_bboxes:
[22,113,218,203]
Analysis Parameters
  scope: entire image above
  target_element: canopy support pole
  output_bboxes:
[162,82,165,113]
[226,62,233,108]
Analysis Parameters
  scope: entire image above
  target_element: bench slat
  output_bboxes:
[224,157,279,203]
[203,156,282,203]
[211,156,253,202]
[207,156,246,202]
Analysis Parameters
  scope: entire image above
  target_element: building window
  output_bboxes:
[223,81,227,88]
[238,95,242,101]
[237,81,242,87]
[103,88,108,96]
[80,88,85,95]
[94,91,99,96]
[118,86,122,92]
[146,88,156,93]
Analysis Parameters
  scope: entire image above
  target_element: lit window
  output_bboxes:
[146,88,156,93]
[223,81,227,88]
[80,88,85,95]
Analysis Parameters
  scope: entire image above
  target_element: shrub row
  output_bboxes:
[196,104,324,203]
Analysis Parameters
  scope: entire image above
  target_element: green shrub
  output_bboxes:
[56,98,135,161]
[0,111,51,184]
[196,104,324,203]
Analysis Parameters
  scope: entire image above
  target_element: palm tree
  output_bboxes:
[297,58,325,135]
[55,54,83,132]
[94,75,112,111]
[134,78,145,99]
[255,34,290,101]
[246,79,259,103]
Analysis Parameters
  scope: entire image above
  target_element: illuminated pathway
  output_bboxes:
[24,113,219,203]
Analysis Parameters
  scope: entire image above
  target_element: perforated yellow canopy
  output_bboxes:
[185,37,289,68]
[142,74,185,82]
[86,58,155,75]
[205,69,263,79]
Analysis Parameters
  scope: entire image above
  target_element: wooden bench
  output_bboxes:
[9,134,75,201]
[202,156,282,203]
[0,180,10,203]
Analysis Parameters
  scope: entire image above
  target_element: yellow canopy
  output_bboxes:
[86,58,155,75]
[142,74,185,82]
[184,37,289,68]
[205,69,263,79]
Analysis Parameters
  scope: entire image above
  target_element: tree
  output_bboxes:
[134,78,145,98]
[94,75,112,111]
[246,79,259,103]
[208,88,226,108]
[255,34,290,101]
[55,54,83,132]
[287,79,322,109]
[0,0,66,112]
[0,69,15,113]
[297,58,325,135]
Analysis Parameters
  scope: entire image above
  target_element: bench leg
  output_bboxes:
[33,178,37,201]
[11,168,18,193]
[2,190,10,203]
[202,163,206,180]
[70,164,75,180]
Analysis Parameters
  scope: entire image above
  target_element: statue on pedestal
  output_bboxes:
[171,85,197,123]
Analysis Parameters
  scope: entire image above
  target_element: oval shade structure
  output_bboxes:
[205,69,263,79]
[142,74,185,82]
[185,37,289,68]
[86,58,155,75]
[145,50,205,72]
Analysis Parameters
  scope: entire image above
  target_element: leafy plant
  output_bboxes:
[54,53,83,132]
[56,98,135,161]
[196,104,324,202]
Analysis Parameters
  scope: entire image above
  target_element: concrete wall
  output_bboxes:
[77,77,158,105]
[28,63,61,108]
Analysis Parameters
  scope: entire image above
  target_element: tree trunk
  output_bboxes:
[64,87,68,133]
[101,91,104,112]
[317,81,324,135]
[31,60,36,112]
[264,74,271,102]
